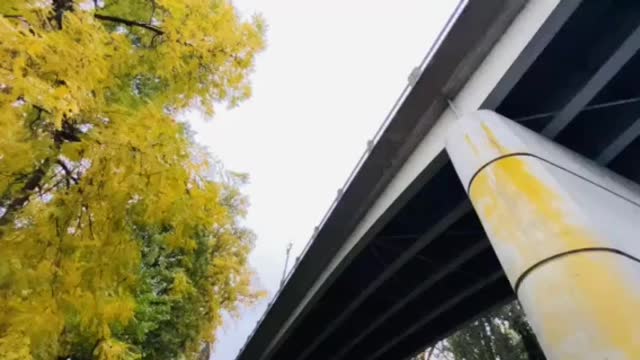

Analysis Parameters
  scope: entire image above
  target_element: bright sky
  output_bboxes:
[189,1,459,359]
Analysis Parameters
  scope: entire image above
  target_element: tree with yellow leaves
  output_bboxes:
[0,0,265,359]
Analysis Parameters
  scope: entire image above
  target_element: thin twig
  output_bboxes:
[148,0,157,23]
[40,177,66,195]
[56,160,79,185]
[425,346,435,360]
[84,204,95,240]
[94,13,163,35]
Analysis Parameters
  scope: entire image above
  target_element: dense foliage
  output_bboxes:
[412,302,546,360]
[446,302,538,360]
[0,0,265,359]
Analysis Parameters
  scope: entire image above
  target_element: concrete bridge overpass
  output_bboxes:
[236,1,640,359]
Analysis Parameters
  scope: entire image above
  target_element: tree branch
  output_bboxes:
[0,159,53,227]
[53,121,82,143]
[83,204,95,240]
[4,11,165,38]
[56,159,79,185]
[425,346,435,360]
[0,108,81,229]
[94,13,164,35]
[40,177,66,196]
[52,0,73,30]
[1,14,35,33]
[148,0,157,23]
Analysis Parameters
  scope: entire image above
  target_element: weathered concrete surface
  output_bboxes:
[447,110,640,360]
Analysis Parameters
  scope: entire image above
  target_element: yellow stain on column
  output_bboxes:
[481,122,509,155]
[464,134,479,157]
[467,122,640,359]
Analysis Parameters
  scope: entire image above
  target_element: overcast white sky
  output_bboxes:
[188,1,458,358]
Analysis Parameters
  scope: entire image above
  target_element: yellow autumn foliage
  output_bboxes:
[0,0,265,359]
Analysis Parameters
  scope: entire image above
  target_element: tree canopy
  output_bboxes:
[409,302,546,360]
[443,302,546,360]
[0,0,265,359]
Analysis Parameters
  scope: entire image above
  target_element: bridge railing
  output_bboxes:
[238,0,468,354]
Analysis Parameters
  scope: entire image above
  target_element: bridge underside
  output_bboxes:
[240,1,640,359]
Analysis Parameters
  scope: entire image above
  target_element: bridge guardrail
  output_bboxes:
[238,0,469,354]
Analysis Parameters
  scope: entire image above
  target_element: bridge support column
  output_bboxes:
[446,110,640,360]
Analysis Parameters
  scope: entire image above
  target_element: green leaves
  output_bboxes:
[445,302,545,360]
